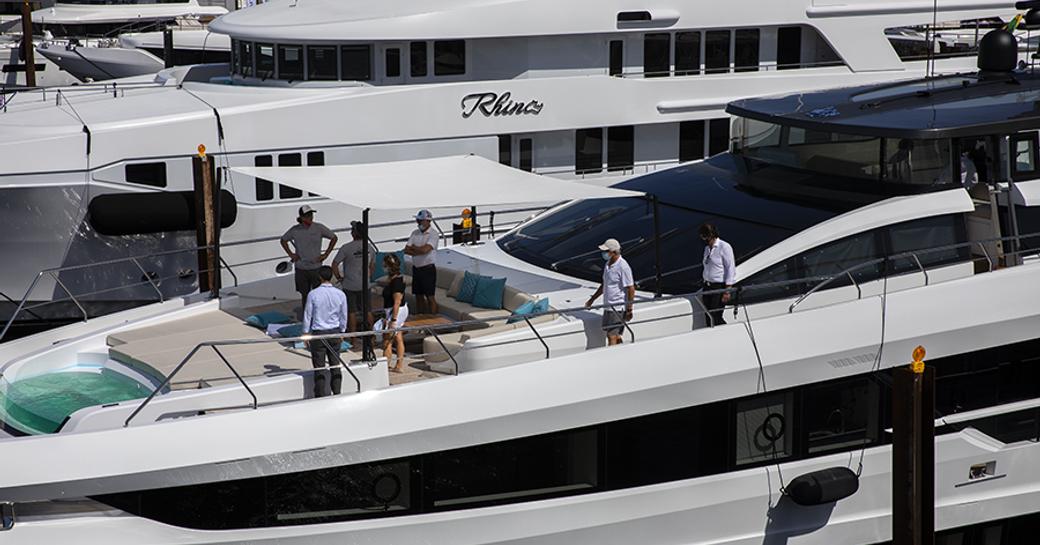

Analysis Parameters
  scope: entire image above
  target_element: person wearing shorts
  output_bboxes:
[280,205,337,320]
[405,209,439,315]
[332,221,376,332]
[378,253,409,373]
[585,238,635,346]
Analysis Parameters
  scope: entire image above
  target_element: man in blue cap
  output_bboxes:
[405,209,439,315]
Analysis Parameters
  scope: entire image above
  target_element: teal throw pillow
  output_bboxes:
[472,276,507,310]
[246,310,294,328]
[373,250,405,280]
[455,271,483,303]
[507,299,537,324]
[275,323,304,338]
[533,298,550,314]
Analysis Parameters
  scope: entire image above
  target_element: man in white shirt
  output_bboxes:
[332,221,376,332]
[303,266,349,398]
[700,223,735,327]
[585,238,635,346]
[404,209,439,315]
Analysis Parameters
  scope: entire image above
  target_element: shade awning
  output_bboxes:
[231,155,644,211]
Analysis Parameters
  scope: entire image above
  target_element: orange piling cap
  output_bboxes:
[911,345,926,374]
[197,144,207,158]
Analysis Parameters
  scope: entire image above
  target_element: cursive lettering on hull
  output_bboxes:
[461,92,544,119]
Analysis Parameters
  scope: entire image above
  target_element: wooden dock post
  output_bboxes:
[892,346,935,545]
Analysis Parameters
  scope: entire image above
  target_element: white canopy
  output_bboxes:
[231,155,644,211]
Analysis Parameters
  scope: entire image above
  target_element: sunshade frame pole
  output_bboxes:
[361,207,375,362]
[470,204,478,244]
[650,194,663,298]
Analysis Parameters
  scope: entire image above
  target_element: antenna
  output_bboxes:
[928,0,938,78]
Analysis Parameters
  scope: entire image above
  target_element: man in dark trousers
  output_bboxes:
[281,205,337,319]
[700,223,735,326]
[303,266,349,398]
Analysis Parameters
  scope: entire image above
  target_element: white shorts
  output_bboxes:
[375,304,409,331]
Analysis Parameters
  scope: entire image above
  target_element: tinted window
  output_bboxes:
[307,45,337,80]
[575,128,603,174]
[277,44,303,81]
[385,48,401,78]
[679,120,705,162]
[734,392,793,465]
[125,162,167,188]
[675,32,700,76]
[739,258,797,304]
[498,135,512,166]
[1011,132,1039,180]
[607,125,634,172]
[238,41,253,77]
[734,29,759,72]
[709,118,730,156]
[306,151,324,166]
[886,214,968,273]
[434,40,465,76]
[643,33,670,77]
[799,230,881,286]
[256,43,274,78]
[519,138,533,172]
[277,154,303,199]
[340,45,372,81]
[254,155,273,202]
[777,26,802,69]
[609,40,624,76]
[230,39,239,73]
[705,30,730,74]
[802,378,879,454]
[409,41,427,77]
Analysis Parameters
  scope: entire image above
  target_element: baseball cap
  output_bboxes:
[598,238,621,252]
[298,205,316,217]
[415,209,433,221]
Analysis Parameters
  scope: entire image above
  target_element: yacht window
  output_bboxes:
[267,460,412,522]
[340,45,372,81]
[254,155,274,202]
[704,30,730,74]
[777,26,802,69]
[434,40,466,76]
[410,41,428,77]
[739,258,798,304]
[734,29,760,72]
[734,393,793,466]
[884,138,953,185]
[679,120,705,162]
[886,214,968,273]
[737,123,887,182]
[643,33,671,78]
[230,39,239,74]
[239,41,254,77]
[256,43,275,79]
[609,40,624,76]
[708,118,730,156]
[1010,132,1040,180]
[798,230,882,286]
[277,44,303,81]
[519,138,533,172]
[307,45,338,81]
[607,126,635,172]
[674,32,700,76]
[575,128,604,174]
[802,378,879,454]
[385,48,401,78]
[498,135,512,166]
[306,152,324,196]
[124,162,167,188]
[426,429,599,508]
[278,154,303,199]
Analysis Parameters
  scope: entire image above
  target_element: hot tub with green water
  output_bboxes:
[0,367,151,434]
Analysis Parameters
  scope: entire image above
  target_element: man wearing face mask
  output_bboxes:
[585,238,635,346]
[405,209,439,315]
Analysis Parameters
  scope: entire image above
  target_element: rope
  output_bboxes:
[856,267,890,477]
[741,302,787,494]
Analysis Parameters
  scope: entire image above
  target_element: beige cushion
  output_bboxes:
[447,270,465,298]
[503,289,536,312]
[465,308,512,324]
[437,268,461,291]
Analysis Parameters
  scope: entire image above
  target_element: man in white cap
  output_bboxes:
[281,205,337,319]
[585,238,635,346]
[404,209,439,315]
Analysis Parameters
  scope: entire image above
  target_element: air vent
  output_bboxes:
[617,11,652,22]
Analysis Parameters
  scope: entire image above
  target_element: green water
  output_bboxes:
[1,370,150,434]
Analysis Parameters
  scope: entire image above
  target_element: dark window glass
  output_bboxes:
[426,429,599,509]
[277,44,303,81]
[307,45,337,81]
[607,125,634,172]
[125,162,167,188]
[734,392,794,465]
[734,29,760,72]
[278,153,303,199]
[708,118,730,156]
[679,120,705,162]
[256,43,275,79]
[340,45,372,81]
[739,258,797,304]
[434,40,466,76]
[238,41,253,77]
[230,39,239,74]
[575,128,603,174]
[798,230,882,286]
[643,33,670,78]
[498,135,512,166]
[802,378,879,454]
[519,138,533,172]
[704,30,730,74]
[409,41,427,77]
[886,214,968,274]
[385,48,401,78]
[605,406,700,488]
[307,151,325,166]
[609,40,624,76]
[254,155,273,202]
[675,32,700,76]
[777,26,802,70]
[1011,132,1040,180]
[266,460,412,523]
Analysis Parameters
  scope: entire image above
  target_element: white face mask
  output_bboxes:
[602,251,612,262]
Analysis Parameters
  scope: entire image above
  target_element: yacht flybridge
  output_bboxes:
[0,0,1021,337]
[3,30,1040,542]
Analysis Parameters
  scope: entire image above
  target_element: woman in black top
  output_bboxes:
[380,253,408,372]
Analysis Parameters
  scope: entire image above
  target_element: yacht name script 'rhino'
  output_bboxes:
[461,92,544,118]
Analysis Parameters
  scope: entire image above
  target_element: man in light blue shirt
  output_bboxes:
[303,266,349,397]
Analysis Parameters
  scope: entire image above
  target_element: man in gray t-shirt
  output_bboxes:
[332,221,376,332]
[281,205,337,319]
